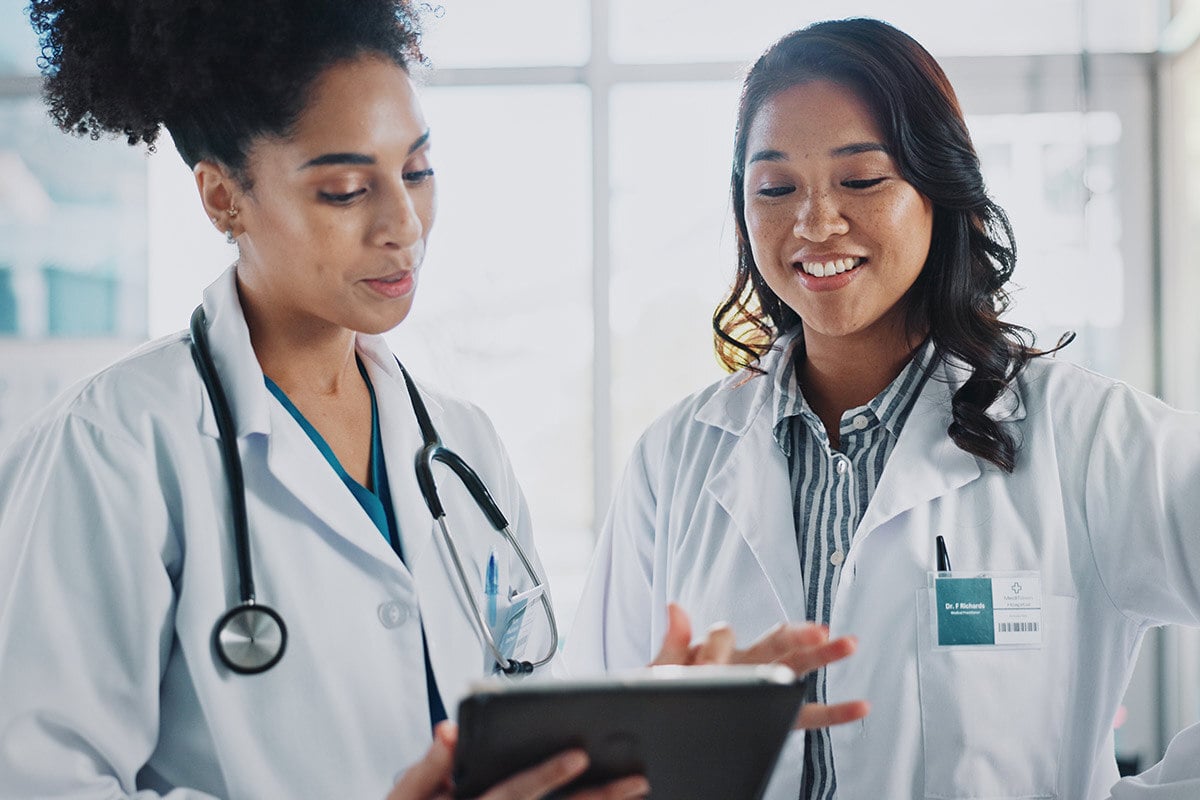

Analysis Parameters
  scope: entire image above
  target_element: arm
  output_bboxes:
[0,415,208,799]
[1082,385,1200,794]
[1107,722,1200,799]
[1084,384,1200,626]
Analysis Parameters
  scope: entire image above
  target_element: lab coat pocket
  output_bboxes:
[916,590,1076,800]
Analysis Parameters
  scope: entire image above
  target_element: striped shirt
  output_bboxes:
[769,332,934,800]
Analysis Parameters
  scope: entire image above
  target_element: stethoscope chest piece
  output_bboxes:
[214,602,287,675]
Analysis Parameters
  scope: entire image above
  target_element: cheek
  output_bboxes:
[874,199,933,272]
[743,207,787,264]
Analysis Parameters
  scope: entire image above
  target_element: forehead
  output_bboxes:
[745,80,884,154]
[287,55,427,155]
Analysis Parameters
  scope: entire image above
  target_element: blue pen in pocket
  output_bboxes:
[485,547,499,630]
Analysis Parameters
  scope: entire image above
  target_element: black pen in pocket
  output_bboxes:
[935,535,952,572]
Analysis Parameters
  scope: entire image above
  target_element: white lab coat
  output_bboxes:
[0,267,550,799]
[566,346,1200,800]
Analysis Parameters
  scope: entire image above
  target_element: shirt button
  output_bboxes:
[835,458,849,475]
[377,601,410,628]
[830,550,845,566]
[852,415,869,430]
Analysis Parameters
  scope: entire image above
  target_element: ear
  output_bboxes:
[194,160,244,239]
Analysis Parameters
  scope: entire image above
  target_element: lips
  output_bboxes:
[363,270,415,299]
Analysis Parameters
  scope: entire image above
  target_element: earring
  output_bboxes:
[225,230,236,245]
[227,206,239,219]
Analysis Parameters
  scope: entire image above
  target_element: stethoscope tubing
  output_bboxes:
[400,365,559,673]
[190,307,255,606]
[191,307,287,675]
[190,305,557,676]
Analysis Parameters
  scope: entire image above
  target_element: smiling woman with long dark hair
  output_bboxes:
[567,17,1200,800]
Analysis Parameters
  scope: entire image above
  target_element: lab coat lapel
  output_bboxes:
[360,348,437,571]
[855,358,1024,541]
[701,376,808,621]
[262,400,402,570]
[361,346,486,709]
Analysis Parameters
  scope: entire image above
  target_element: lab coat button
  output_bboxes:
[377,601,410,628]
[830,550,845,566]
[852,415,869,430]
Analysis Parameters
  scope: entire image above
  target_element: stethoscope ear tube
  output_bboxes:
[191,305,288,674]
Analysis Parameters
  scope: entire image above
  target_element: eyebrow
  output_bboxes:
[747,141,888,165]
[299,129,432,170]
[831,141,888,157]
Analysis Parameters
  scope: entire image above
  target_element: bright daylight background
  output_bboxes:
[2,0,1200,775]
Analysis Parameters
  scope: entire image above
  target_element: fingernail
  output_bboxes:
[561,750,588,772]
[622,776,651,797]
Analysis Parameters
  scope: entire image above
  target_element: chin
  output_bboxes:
[352,304,415,336]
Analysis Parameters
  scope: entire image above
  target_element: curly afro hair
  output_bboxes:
[29,0,427,183]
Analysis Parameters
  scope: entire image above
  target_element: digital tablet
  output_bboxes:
[452,664,806,800]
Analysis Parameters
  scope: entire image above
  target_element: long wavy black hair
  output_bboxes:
[716,17,1045,472]
[28,0,427,185]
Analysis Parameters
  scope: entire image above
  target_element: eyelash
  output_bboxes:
[843,177,886,189]
[755,177,886,197]
[318,169,435,205]
[319,189,367,204]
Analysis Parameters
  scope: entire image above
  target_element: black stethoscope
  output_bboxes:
[189,306,558,676]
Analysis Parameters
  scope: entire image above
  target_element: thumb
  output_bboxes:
[651,603,694,665]
[389,721,457,799]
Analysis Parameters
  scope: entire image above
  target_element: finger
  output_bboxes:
[388,722,458,798]
[730,623,830,666]
[693,622,736,664]
[567,774,651,799]
[650,603,693,666]
[482,749,589,800]
[777,635,858,677]
[795,700,871,730]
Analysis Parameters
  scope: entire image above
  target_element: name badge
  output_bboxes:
[929,571,1042,650]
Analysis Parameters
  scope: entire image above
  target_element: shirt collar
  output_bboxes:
[769,334,936,455]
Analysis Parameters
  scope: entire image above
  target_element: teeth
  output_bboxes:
[799,257,864,277]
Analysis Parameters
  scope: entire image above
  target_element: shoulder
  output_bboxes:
[7,332,198,452]
[635,367,770,461]
[1016,355,1175,422]
[413,379,504,445]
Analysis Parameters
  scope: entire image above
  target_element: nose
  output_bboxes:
[371,180,425,250]
[793,188,849,242]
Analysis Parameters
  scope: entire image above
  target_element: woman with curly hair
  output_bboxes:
[567,17,1200,800]
[0,2,668,797]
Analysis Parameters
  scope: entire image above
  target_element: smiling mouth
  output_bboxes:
[796,257,867,278]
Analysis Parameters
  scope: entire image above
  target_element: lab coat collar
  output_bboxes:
[694,338,1026,436]
[197,265,273,439]
[696,340,1029,572]
[357,338,444,568]
[855,353,1026,539]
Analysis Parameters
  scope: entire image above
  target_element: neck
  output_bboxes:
[798,321,925,448]
[236,274,360,399]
